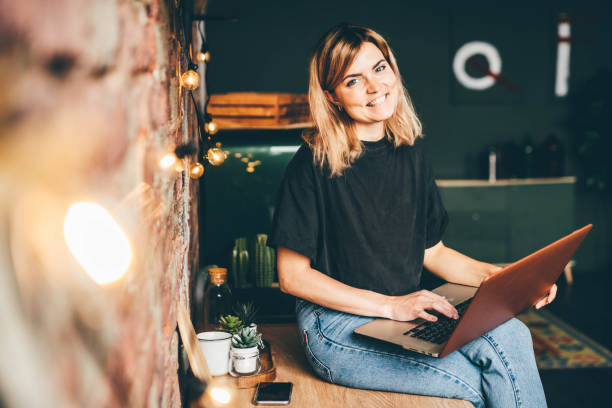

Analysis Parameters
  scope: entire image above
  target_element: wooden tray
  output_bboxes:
[235,340,277,388]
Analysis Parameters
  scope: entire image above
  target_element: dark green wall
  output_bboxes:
[202,1,612,274]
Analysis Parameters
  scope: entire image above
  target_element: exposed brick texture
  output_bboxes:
[0,0,199,407]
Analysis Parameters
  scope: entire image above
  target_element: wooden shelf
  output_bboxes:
[218,121,314,130]
[436,176,576,187]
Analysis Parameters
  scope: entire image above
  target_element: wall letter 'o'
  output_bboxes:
[453,41,502,90]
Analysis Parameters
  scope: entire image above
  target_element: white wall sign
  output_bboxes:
[453,41,502,91]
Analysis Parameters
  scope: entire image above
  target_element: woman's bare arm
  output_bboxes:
[424,241,557,308]
[277,246,459,322]
[423,241,501,287]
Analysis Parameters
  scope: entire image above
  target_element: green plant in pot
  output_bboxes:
[218,315,243,335]
[233,301,259,329]
[229,326,263,376]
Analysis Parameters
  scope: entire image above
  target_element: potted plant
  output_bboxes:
[218,315,243,334]
[229,326,263,376]
[233,301,259,331]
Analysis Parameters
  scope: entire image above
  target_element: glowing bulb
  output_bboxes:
[180,70,200,90]
[160,152,177,169]
[189,163,204,178]
[240,157,249,163]
[205,121,218,135]
[207,148,226,166]
[235,153,242,158]
[196,51,211,63]
[246,167,255,173]
[208,387,230,404]
[215,141,222,148]
[64,202,132,285]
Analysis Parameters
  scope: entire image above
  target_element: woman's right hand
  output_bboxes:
[383,290,459,322]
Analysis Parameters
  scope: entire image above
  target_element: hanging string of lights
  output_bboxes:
[162,5,226,179]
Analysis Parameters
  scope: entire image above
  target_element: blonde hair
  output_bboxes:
[304,24,423,177]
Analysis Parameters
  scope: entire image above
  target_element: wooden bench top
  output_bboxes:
[231,324,474,407]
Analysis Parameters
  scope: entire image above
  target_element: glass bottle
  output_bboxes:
[521,134,535,178]
[203,267,233,332]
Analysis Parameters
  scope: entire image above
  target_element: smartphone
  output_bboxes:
[252,382,293,405]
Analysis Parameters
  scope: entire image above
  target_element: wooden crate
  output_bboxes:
[208,92,310,128]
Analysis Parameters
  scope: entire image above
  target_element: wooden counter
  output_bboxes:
[231,324,473,407]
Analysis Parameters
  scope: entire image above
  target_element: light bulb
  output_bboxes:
[180,70,200,90]
[64,202,132,285]
[201,377,236,407]
[207,148,226,166]
[189,162,204,178]
[205,121,218,135]
[208,387,230,404]
[246,167,255,173]
[160,152,178,169]
[196,51,211,63]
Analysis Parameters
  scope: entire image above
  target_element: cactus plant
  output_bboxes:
[238,249,249,288]
[252,234,276,287]
[263,246,275,287]
[231,326,263,349]
[233,301,259,327]
[218,315,243,334]
[231,237,249,288]
[230,247,239,288]
[230,234,276,288]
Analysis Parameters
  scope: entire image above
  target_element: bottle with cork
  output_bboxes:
[203,267,233,332]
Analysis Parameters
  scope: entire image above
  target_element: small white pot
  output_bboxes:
[197,331,232,376]
[229,346,260,376]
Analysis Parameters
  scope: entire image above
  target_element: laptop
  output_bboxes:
[354,224,592,358]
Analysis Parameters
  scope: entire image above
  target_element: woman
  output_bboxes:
[269,24,555,407]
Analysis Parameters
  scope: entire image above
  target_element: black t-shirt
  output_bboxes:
[268,137,448,296]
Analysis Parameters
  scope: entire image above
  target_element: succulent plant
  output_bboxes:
[218,315,243,335]
[233,301,259,327]
[231,326,263,349]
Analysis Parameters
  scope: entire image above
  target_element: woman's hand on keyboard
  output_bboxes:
[383,290,459,322]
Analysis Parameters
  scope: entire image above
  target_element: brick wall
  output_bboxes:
[0,0,198,406]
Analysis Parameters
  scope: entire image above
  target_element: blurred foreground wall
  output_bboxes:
[0,0,198,406]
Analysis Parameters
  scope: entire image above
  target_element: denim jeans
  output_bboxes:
[296,299,547,408]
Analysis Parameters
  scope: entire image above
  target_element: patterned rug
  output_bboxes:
[517,308,612,369]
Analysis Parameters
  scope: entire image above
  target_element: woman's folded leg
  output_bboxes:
[296,300,546,408]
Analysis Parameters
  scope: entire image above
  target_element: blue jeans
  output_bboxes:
[296,299,547,408]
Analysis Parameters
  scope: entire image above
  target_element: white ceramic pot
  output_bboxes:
[197,331,232,376]
[229,346,260,376]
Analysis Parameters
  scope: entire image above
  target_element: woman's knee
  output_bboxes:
[489,318,533,347]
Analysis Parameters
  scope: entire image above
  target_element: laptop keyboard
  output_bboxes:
[403,299,473,344]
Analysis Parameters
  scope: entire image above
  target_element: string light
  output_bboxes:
[160,152,178,169]
[180,70,200,90]
[205,121,218,135]
[189,162,204,178]
[207,148,226,166]
[64,202,133,285]
[196,50,211,63]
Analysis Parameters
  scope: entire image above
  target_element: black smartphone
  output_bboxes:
[252,382,293,405]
